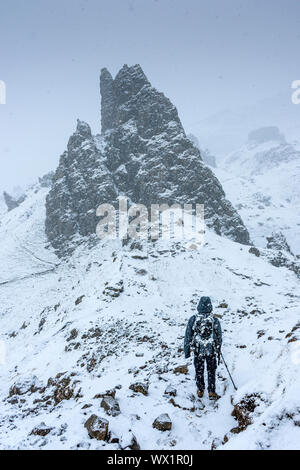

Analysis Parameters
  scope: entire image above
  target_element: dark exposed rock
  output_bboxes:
[200,148,217,168]
[266,232,293,255]
[3,191,26,211]
[82,404,93,409]
[84,414,109,440]
[45,65,250,256]
[152,413,172,431]
[263,235,300,278]
[127,434,140,450]
[94,389,116,399]
[129,382,149,395]
[99,65,249,243]
[100,396,121,416]
[9,377,43,397]
[53,380,74,404]
[75,295,85,305]
[31,422,53,437]
[257,330,265,338]
[218,302,228,309]
[231,394,264,433]
[67,328,78,341]
[45,120,117,256]
[47,373,81,405]
[120,432,141,450]
[38,171,54,188]
[249,247,260,257]
[173,364,188,375]
[103,281,124,298]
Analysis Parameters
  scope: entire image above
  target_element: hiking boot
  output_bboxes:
[209,392,221,401]
[197,390,204,398]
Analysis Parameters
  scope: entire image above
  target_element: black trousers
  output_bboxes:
[194,353,217,393]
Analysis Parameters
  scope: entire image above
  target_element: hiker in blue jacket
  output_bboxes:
[184,296,222,400]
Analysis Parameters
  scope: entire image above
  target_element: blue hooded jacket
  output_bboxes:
[184,296,222,358]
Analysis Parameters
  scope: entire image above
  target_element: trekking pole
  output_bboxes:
[220,351,237,391]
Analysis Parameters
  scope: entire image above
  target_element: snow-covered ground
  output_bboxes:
[0,186,300,449]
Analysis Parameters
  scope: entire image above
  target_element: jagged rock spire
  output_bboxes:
[100,69,115,133]
[46,65,250,256]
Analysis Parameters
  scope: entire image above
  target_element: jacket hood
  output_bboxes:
[197,296,213,314]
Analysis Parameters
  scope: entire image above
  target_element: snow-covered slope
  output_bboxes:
[0,186,300,450]
[216,138,300,255]
[224,140,299,177]
[0,193,7,219]
[0,186,58,283]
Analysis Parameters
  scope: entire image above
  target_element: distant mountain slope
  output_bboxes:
[216,129,300,254]
[189,92,300,157]
[0,184,300,449]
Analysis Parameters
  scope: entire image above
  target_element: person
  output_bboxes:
[184,296,222,400]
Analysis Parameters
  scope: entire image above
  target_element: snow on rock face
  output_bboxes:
[152,413,172,431]
[45,64,250,256]
[100,65,249,244]
[266,232,293,255]
[84,415,109,441]
[45,119,118,255]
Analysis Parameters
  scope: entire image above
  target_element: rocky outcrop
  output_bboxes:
[152,413,172,431]
[164,385,177,397]
[266,232,293,255]
[129,381,149,396]
[248,127,285,145]
[100,396,121,416]
[3,191,26,211]
[84,414,109,440]
[262,233,300,278]
[31,422,53,437]
[46,64,250,256]
[45,120,117,254]
[38,171,54,188]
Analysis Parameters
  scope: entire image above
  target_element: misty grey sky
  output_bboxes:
[0,0,300,192]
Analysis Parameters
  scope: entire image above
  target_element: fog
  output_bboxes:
[0,0,300,192]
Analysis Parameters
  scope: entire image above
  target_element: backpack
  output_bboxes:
[192,315,215,355]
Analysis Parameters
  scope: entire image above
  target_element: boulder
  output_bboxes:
[100,396,121,416]
[31,422,53,437]
[84,414,109,441]
[129,382,149,396]
[249,247,260,257]
[164,385,177,397]
[152,413,172,431]
[173,364,188,375]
